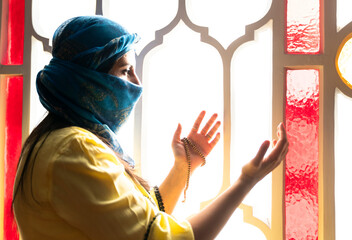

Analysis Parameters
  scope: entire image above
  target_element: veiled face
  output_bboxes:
[108,51,141,86]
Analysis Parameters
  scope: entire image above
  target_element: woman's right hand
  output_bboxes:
[240,122,289,183]
[171,111,221,173]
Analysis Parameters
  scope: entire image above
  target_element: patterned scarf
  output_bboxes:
[36,16,142,166]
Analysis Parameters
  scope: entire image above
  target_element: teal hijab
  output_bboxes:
[36,16,142,167]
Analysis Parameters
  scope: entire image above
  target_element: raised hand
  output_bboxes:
[172,111,221,172]
[241,122,289,182]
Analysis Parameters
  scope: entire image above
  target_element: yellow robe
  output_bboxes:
[13,127,194,240]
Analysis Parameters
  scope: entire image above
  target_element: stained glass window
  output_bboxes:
[0,0,25,65]
[286,0,321,54]
[1,0,352,240]
[1,1,25,239]
[0,76,22,240]
[285,69,319,240]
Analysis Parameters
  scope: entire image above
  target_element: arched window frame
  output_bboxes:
[1,0,351,239]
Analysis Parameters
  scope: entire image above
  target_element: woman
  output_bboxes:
[13,16,288,240]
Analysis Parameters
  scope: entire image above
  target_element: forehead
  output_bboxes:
[116,51,136,65]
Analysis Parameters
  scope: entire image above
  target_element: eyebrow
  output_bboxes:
[116,58,134,68]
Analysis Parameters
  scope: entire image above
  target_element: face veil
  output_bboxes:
[36,16,142,167]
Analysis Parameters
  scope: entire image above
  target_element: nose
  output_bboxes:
[130,71,141,86]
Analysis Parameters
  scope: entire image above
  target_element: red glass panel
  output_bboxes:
[285,69,319,240]
[0,0,25,65]
[286,0,320,54]
[3,76,22,240]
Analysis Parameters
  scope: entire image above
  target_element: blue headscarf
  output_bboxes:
[36,16,142,167]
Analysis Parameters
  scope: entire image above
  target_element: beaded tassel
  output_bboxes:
[183,137,206,166]
[181,138,191,202]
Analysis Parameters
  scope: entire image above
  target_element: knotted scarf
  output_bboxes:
[36,16,142,166]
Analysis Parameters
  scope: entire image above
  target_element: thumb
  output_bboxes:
[172,123,182,143]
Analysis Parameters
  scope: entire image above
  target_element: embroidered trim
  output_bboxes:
[153,186,165,212]
[143,212,161,240]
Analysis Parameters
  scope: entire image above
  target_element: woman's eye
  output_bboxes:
[121,68,131,75]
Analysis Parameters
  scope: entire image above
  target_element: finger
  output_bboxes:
[272,139,277,147]
[280,140,289,157]
[266,123,288,159]
[273,123,288,152]
[281,145,289,158]
[278,122,287,140]
[206,121,221,140]
[268,145,288,170]
[266,135,288,164]
[264,133,289,170]
[209,132,221,149]
[251,140,270,166]
[173,123,182,143]
[200,113,218,135]
[192,111,206,132]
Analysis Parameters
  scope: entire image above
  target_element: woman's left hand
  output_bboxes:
[172,111,221,172]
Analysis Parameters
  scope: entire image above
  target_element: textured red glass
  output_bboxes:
[286,0,320,54]
[0,0,25,65]
[3,76,22,240]
[285,69,319,240]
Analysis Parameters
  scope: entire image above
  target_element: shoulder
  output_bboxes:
[49,126,102,145]
[42,126,120,167]
[49,126,109,152]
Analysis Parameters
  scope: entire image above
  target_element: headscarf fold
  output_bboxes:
[36,16,142,166]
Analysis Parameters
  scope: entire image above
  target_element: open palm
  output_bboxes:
[172,111,221,172]
[241,122,289,182]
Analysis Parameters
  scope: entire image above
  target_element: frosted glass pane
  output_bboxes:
[0,0,25,65]
[32,0,96,41]
[337,0,352,31]
[230,21,272,233]
[141,22,224,220]
[104,0,178,53]
[30,37,51,131]
[335,90,352,240]
[286,0,320,53]
[187,0,271,48]
[337,37,352,89]
[2,76,23,240]
[285,69,319,240]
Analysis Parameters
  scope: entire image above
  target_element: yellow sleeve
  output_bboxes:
[49,129,194,240]
[147,212,194,239]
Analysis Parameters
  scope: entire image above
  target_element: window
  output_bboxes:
[1,0,352,239]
